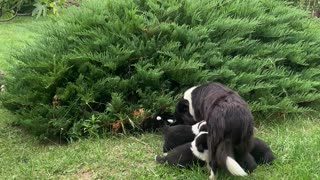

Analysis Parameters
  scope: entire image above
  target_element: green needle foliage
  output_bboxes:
[1,0,320,141]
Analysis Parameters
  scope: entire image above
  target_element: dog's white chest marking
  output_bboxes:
[183,86,198,119]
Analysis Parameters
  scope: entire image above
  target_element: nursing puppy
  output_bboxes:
[175,83,256,179]
[140,113,176,131]
[156,132,209,168]
[162,121,207,152]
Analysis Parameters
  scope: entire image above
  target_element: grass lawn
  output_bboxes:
[1,17,320,180]
[0,17,47,70]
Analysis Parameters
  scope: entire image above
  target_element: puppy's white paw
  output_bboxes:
[167,119,174,124]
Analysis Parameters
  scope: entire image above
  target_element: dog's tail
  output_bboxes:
[215,140,248,176]
[206,103,247,177]
[155,155,167,164]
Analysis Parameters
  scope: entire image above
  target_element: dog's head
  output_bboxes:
[174,86,199,125]
[198,121,207,132]
[194,131,208,153]
[191,121,207,135]
[155,115,176,125]
[191,131,209,162]
[174,98,196,125]
[140,112,175,131]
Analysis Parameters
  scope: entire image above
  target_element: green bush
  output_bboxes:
[0,71,4,87]
[1,0,320,141]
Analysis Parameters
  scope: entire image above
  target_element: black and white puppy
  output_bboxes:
[155,132,209,168]
[162,121,207,152]
[140,113,176,131]
[175,83,256,179]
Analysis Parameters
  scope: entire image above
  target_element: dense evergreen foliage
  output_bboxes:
[1,0,320,140]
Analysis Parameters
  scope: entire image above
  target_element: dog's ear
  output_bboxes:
[197,144,204,152]
[175,98,195,125]
[195,133,208,152]
[176,99,189,113]
[199,124,207,132]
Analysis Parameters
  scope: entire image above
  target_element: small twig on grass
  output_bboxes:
[129,136,158,154]
[129,136,149,146]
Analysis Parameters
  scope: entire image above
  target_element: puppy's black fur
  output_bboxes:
[162,121,207,152]
[156,132,208,168]
[175,99,196,125]
[176,83,256,178]
[140,112,175,131]
[250,138,275,165]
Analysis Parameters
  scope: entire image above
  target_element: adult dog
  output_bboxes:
[175,83,256,179]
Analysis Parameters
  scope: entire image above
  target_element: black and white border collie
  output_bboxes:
[175,83,256,179]
[155,131,209,168]
[162,120,207,152]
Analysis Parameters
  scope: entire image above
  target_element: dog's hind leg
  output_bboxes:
[216,140,248,176]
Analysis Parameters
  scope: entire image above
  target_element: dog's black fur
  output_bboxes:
[175,99,196,125]
[250,138,275,165]
[155,132,208,168]
[162,121,207,152]
[175,83,256,178]
[140,112,175,131]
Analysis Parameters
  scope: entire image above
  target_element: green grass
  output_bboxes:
[1,17,320,180]
[1,107,320,179]
[0,17,45,70]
